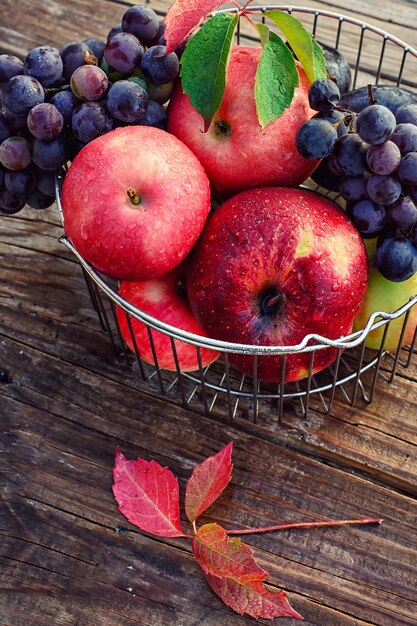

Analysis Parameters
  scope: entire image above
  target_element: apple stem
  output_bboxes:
[226,518,383,536]
[265,294,282,309]
[127,187,141,206]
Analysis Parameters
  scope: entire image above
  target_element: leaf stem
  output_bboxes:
[226,518,383,535]
[241,10,258,31]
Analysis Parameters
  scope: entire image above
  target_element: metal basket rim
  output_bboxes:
[56,5,417,357]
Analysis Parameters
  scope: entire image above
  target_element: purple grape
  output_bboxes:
[348,199,387,237]
[367,174,402,204]
[27,103,64,140]
[23,46,63,87]
[32,136,67,170]
[82,39,106,64]
[376,235,417,281]
[0,187,27,213]
[106,79,149,123]
[314,109,350,137]
[146,80,174,105]
[140,45,179,85]
[308,78,340,112]
[0,136,32,170]
[137,100,166,129]
[122,5,160,45]
[2,75,44,115]
[70,65,108,101]
[4,165,36,196]
[411,223,417,248]
[0,116,11,143]
[395,103,417,125]
[71,101,113,142]
[356,104,396,145]
[0,105,27,131]
[50,90,81,125]
[339,174,369,201]
[60,41,95,81]
[0,166,4,186]
[328,152,344,176]
[104,32,144,74]
[310,157,341,192]
[296,118,338,160]
[366,141,401,175]
[332,134,368,176]
[148,21,166,47]
[36,167,56,196]
[107,23,123,42]
[397,152,417,186]
[387,195,417,230]
[65,133,88,161]
[390,123,417,154]
[0,54,24,82]
[26,188,55,209]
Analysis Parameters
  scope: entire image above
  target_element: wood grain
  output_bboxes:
[1,1,417,625]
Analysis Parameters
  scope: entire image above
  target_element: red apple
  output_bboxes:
[166,45,318,199]
[187,187,368,383]
[61,125,211,281]
[117,265,220,371]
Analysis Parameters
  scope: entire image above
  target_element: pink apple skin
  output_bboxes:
[117,266,220,371]
[166,46,318,199]
[61,126,211,281]
[187,187,368,383]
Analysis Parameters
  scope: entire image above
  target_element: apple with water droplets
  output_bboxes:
[167,46,318,199]
[187,187,368,382]
[61,125,211,281]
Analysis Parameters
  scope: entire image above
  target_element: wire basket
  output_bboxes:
[57,5,417,429]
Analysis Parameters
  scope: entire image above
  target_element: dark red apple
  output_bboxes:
[187,187,368,382]
[61,125,211,281]
[167,45,318,199]
[117,265,219,371]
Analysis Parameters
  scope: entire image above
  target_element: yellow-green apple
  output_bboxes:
[187,187,368,383]
[61,125,211,281]
[116,265,219,371]
[353,267,417,350]
[166,45,318,199]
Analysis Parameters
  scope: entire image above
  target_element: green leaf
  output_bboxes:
[255,23,270,48]
[265,10,327,83]
[180,12,238,131]
[255,31,299,128]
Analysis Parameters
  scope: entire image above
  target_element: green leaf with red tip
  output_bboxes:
[164,0,224,54]
[265,10,327,83]
[180,12,238,132]
[193,523,303,620]
[185,442,233,523]
[112,449,186,538]
[255,29,299,128]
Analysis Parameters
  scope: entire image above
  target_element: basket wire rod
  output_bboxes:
[92,285,122,357]
[406,324,417,368]
[81,267,107,332]
[221,354,234,421]
[335,16,343,49]
[233,374,246,419]
[388,309,412,382]
[397,47,408,86]
[368,323,390,403]
[375,35,388,85]
[196,347,210,415]
[326,347,343,414]
[91,278,112,334]
[110,299,131,364]
[278,354,287,423]
[252,356,259,423]
[353,25,366,89]
[310,374,329,413]
[209,370,227,413]
[169,337,187,406]
[303,351,316,418]
[146,326,166,394]
[125,312,147,380]
[350,339,367,406]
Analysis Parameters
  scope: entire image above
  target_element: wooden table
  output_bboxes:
[1,1,417,625]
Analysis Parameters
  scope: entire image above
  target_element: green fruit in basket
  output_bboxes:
[60,125,211,281]
[116,265,219,372]
[353,267,417,350]
[187,187,368,383]
[166,46,319,200]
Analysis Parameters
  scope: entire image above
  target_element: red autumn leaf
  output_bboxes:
[185,442,233,523]
[112,449,186,538]
[164,0,225,54]
[193,523,303,620]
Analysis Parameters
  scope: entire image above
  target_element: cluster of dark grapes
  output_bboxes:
[296,78,417,283]
[0,5,180,216]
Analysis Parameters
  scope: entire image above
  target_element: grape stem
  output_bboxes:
[368,83,378,106]
[225,517,383,535]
